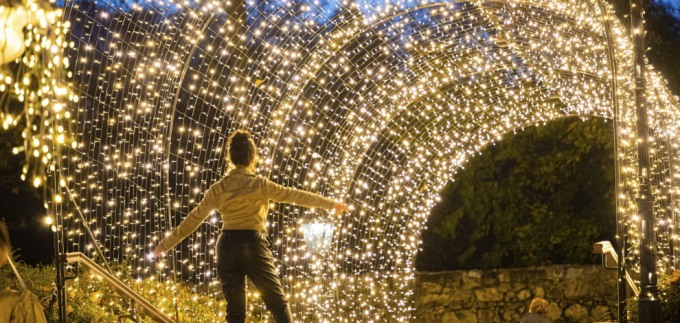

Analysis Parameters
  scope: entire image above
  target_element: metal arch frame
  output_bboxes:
[264,0,614,208]
[267,1,640,321]
[594,0,630,321]
[268,0,612,154]
[51,0,667,321]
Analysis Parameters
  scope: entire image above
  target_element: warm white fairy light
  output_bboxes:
[48,0,680,321]
[0,0,74,200]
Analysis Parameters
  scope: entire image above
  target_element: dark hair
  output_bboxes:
[227,130,257,167]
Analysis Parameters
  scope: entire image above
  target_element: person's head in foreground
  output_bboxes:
[0,220,10,266]
[529,297,549,315]
[227,130,258,170]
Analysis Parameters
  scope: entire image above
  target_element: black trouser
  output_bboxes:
[216,230,293,323]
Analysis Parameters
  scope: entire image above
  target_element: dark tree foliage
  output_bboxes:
[646,3,680,94]
[416,118,617,271]
[0,70,52,264]
[609,0,680,94]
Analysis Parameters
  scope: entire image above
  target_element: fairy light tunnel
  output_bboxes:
[44,0,680,320]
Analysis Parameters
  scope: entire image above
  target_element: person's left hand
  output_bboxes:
[0,249,8,267]
[153,244,166,258]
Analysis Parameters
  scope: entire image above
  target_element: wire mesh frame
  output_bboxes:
[50,1,674,317]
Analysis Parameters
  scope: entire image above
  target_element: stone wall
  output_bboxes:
[414,265,618,322]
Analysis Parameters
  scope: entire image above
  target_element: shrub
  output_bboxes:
[627,270,680,322]
[2,261,226,322]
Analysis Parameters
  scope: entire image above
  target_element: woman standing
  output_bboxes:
[154,130,349,323]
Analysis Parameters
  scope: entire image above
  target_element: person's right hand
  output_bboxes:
[333,202,350,214]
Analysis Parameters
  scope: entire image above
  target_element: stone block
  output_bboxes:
[546,285,564,298]
[447,301,465,310]
[426,293,452,305]
[564,281,590,298]
[448,289,474,302]
[510,268,541,283]
[496,283,511,293]
[428,287,473,304]
[417,304,446,320]
[547,302,563,321]
[565,303,589,321]
[498,271,510,283]
[502,309,522,321]
[518,288,532,301]
[440,312,458,323]
[436,310,479,323]
[474,288,504,302]
[441,310,477,323]
[477,309,500,322]
[481,272,499,287]
[591,305,614,321]
[533,286,545,298]
[566,266,585,279]
[546,265,568,278]
[419,281,443,294]
[462,270,482,288]
[446,273,464,288]
[440,285,453,294]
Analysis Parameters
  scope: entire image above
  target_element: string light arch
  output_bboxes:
[46,0,680,321]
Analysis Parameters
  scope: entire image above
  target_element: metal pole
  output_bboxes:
[595,1,627,320]
[631,0,662,322]
[54,189,67,322]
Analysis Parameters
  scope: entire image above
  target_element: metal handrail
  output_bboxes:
[64,252,175,323]
[593,241,639,296]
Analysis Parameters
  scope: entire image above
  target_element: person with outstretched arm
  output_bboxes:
[154,130,349,323]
